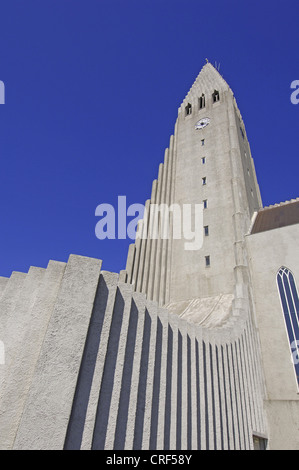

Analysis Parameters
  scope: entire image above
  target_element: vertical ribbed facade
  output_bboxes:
[69,272,266,450]
[0,256,266,450]
[67,271,267,450]
[124,129,177,306]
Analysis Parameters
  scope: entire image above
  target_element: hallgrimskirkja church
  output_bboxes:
[1,62,299,450]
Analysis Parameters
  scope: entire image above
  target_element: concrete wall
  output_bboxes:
[0,255,102,449]
[246,223,299,449]
[0,254,266,450]
[0,261,67,449]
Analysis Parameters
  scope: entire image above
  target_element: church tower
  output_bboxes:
[122,62,262,312]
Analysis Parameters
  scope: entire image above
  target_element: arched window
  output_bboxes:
[277,267,299,387]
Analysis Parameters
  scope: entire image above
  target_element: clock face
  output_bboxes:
[195,117,210,130]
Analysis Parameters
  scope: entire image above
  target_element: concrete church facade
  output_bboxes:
[0,63,298,450]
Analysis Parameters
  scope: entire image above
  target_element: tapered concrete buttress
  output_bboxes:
[148,164,163,301]
[126,292,150,450]
[131,221,143,290]
[125,244,135,285]
[0,266,46,450]
[0,277,8,301]
[179,317,189,450]
[141,180,158,295]
[12,255,102,450]
[141,301,158,450]
[91,282,129,450]
[0,272,27,332]
[104,282,135,449]
[156,308,169,449]
[153,153,168,303]
[0,272,27,416]
[79,271,119,450]
[168,313,179,450]
[136,199,150,293]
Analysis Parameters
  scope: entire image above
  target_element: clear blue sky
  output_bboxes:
[0,0,298,277]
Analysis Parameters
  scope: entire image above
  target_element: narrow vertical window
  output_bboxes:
[203,199,208,209]
[202,157,206,164]
[185,103,192,116]
[212,90,220,103]
[201,139,205,146]
[199,94,205,109]
[204,225,209,236]
[202,177,206,185]
[205,255,210,267]
[277,267,299,387]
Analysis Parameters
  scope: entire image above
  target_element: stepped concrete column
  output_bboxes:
[13,255,102,450]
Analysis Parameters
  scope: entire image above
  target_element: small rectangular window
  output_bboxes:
[203,199,208,209]
[205,255,210,267]
[202,177,206,185]
[202,157,206,164]
[212,90,220,103]
[201,139,205,146]
[204,225,209,236]
[199,94,205,109]
[185,103,192,116]
[253,435,267,450]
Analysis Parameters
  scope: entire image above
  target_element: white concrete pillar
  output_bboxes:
[13,255,102,450]
[141,301,158,449]
[10,262,66,450]
[0,277,8,301]
[124,292,146,449]
[147,164,163,300]
[180,317,188,450]
[141,181,157,294]
[125,244,136,284]
[153,150,168,303]
[104,282,134,449]
[81,270,119,450]
[136,199,150,293]
[168,313,179,450]
[0,267,46,449]
[131,219,143,289]
[156,308,169,449]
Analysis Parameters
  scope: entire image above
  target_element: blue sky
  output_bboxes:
[0,0,298,277]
